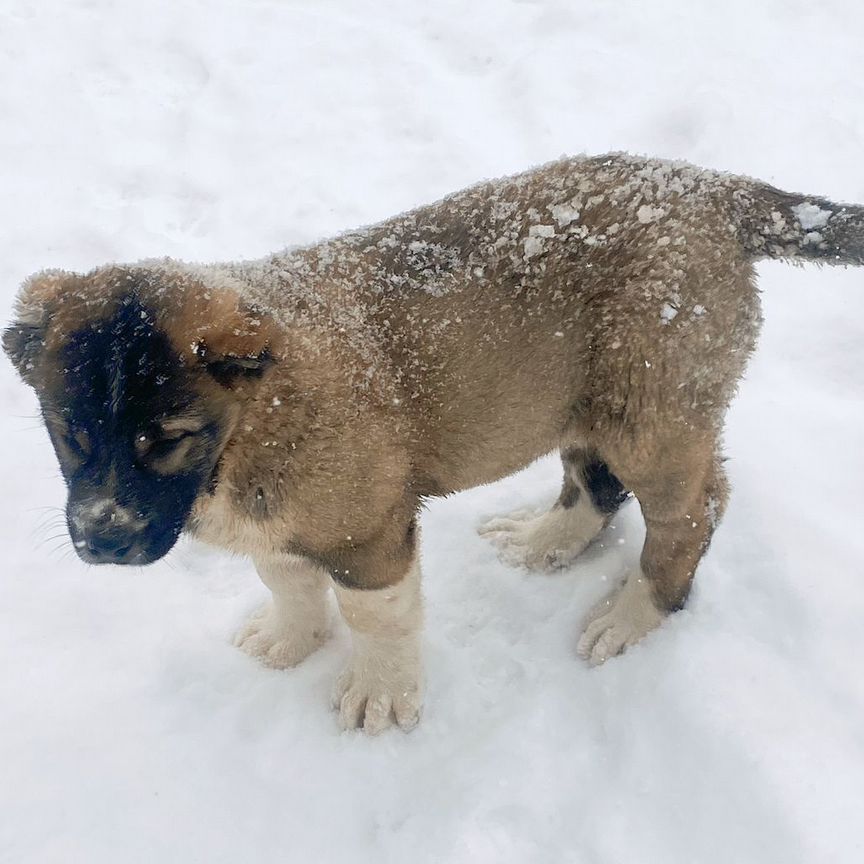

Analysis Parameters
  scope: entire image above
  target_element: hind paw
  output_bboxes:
[577,574,665,665]
[478,506,598,570]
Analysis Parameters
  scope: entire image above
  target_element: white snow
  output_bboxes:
[660,303,679,323]
[548,202,581,227]
[637,203,665,223]
[793,201,833,230]
[523,223,556,258]
[2,2,864,863]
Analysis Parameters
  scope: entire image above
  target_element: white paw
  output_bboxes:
[331,649,423,735]
[577,573,665,666]
[477,506,600,570]
[234,602,328,669]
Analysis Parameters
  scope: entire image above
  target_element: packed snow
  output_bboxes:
[1,1,863,862]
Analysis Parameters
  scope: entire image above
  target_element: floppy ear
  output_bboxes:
[193,338,275,388]
[133,265,284,391]
[165,281,283,390]
[2,271,65,384]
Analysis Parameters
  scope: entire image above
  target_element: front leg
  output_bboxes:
[327,517,424,734]
[235,553,331,669]
[332,560,423,734]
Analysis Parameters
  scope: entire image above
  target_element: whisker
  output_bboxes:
[36,511,66,525]
[31,512,66,531]
[46,532,72,547]
[40,534,71,547]
[31,522,65,540]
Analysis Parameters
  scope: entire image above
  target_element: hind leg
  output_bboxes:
[478,447,628,570]
[577,434,728,665]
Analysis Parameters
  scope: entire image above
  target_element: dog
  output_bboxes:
[4,153,862,733]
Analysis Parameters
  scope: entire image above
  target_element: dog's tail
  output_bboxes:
[737,182,864,266]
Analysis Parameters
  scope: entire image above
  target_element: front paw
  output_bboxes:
[234,603,328,669]
[331,651,423,735]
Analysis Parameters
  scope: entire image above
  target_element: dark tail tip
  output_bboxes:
[741,184,864,266]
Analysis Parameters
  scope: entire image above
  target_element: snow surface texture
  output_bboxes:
[1,1,864,862]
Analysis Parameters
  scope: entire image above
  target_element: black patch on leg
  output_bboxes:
[558,482,581,509]
[581,460,628,515]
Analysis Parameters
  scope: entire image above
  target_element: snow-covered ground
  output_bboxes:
[2,1,863,861]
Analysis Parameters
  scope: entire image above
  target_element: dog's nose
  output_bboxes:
[84,529,137,563]
[72,499,147,564]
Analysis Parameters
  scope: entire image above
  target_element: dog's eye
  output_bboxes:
[135,428,195,461]
[43,417,91,474]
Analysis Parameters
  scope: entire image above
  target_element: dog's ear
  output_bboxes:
[163,279,283,391]
[2,270,66,384]
[192,337,275,388]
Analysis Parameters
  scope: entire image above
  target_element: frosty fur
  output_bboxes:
[5,152,863,731]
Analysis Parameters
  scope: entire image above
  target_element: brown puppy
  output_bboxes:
[5,153,863,733]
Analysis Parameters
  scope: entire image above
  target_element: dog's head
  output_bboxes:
[3,264,281,565]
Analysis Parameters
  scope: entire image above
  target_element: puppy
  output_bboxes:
[4,153,862,733]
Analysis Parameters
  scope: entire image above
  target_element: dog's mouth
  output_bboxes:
[71,536,175,567]
[67,505,185,567]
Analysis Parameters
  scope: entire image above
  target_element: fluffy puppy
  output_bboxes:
[4,153,863,733]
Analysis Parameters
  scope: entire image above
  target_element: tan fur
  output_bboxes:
[7,153,863,731]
